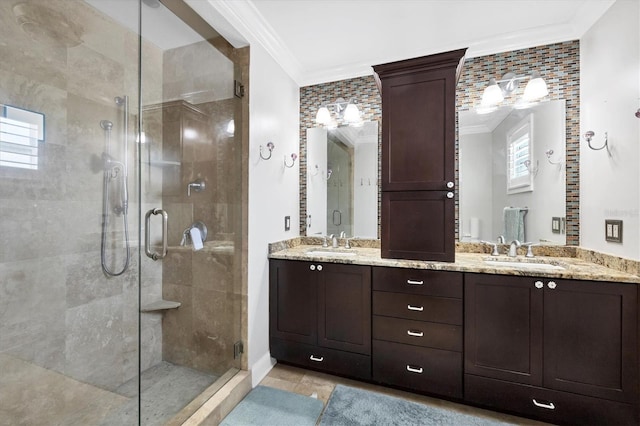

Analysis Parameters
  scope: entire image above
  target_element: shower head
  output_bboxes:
[100,120,113,131]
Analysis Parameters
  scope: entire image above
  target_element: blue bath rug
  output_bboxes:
[221,385,323,426]
[319,384,514,425]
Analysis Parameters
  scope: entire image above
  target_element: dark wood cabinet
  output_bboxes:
[269,259,371,380]
[372,267,463,398]
[374,49,465,262]
[465,273,638,424]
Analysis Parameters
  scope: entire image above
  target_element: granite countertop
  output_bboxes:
[268,244,640,284]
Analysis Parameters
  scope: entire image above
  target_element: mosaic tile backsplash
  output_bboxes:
[299,40,580,245]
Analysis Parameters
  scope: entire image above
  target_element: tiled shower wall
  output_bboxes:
[0,0,163,391]
[299,41,580,245]
[155,41,242,376]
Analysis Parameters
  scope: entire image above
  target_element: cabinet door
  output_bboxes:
[380,68,457,192]
[381,191,454,261]
[269,260,317,345]
[465,274,543,386]
[318,263,371,355]
[543,279,638,403]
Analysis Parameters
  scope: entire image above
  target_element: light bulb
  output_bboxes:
[315,106,331,125]
[480,78,504,107]
[523,72,548,101]
[343,103,360,123]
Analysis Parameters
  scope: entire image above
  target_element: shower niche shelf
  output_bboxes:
[141,299,181,313]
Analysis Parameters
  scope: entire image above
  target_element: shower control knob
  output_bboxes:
[446,192,454,199]
[310,265,316,271]
[446,181,454,189]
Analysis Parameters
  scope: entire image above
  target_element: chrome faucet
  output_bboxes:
[497,235,505,244]
[508,240,521,257]
[332,234,339,248]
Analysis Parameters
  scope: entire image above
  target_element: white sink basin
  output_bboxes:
[484,257,566,271]
[306,248,357,257]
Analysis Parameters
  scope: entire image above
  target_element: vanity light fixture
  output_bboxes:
[284,153,297,168]
[259,141,275,160]
[479,71,548,109]
[315,97,361,126]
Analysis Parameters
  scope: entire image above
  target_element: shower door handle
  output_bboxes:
[145,208,168,260]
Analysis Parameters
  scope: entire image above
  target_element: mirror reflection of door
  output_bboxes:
[306,121,378,239]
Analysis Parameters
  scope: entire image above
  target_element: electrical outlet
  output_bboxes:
[605,219,623,243]
[284,215,291,231]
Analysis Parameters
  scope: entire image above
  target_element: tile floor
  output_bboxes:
[260,363,549,425]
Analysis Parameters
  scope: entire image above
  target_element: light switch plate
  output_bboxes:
[605,219,623,243]
[551,217,561,234]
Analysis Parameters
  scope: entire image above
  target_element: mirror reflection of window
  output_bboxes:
[0,105,45,170]
[507,114,533,194]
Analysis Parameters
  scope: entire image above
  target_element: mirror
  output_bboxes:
[306,121,378,238]
[459,100,566,245]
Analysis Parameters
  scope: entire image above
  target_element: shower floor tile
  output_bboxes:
[102,361,218,426]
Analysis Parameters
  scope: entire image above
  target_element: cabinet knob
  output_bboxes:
[317,264,323,271]
[309,265,315,271]
[446,192,454,199]
[535,281,544,289]
[548,281,557,289]
[446,181,454,189]
[309,355,324,362]
[406,365,423,374]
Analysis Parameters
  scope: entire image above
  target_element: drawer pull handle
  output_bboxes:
[407,330,424,337]
[407,305,424,312]
[407,279,424,285]
[309,355,324,362]
[532,399,555,410]
[406,365,423,374]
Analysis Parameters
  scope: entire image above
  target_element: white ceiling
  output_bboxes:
[198,0,615,86]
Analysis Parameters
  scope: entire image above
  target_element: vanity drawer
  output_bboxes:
[270,338,371,381]
[373,291,462,324]
[373,267,462,298]
[465,374,638,426]
[373,340,462,398]
[373,316,462,351]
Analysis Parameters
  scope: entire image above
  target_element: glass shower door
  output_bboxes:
[137,1,244,423]
[0,0,142,424]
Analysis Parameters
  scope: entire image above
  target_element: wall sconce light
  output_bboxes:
[259,141,275,160]
[479,71,548,110]
[284,153,297,168]
[584,130,610,155]
[316,97,361,126]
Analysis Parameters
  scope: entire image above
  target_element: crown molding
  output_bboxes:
[191,0,305,85]
[189,0,615,87]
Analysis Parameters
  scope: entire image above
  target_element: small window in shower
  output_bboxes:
[506,113,533,194]
[0,105,44,170]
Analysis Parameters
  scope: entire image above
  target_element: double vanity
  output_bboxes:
[268,239,639,425]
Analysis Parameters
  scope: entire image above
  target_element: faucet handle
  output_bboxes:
[481,240,500,256]
[522,242,538,258]
[322,235,330,247]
